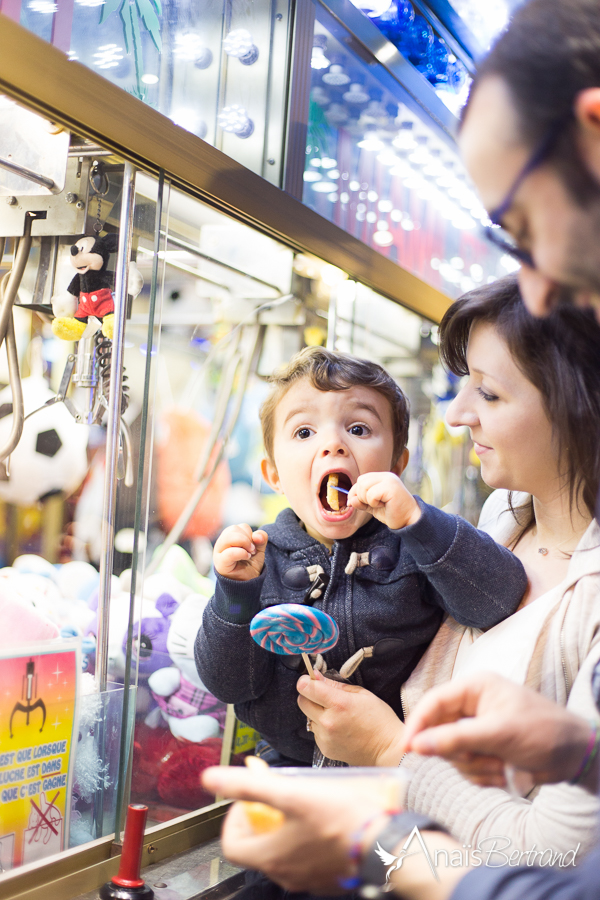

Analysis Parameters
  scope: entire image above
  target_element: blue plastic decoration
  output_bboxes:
[404,14,434,64]
[372,0,415,44]
[427,36,450,84]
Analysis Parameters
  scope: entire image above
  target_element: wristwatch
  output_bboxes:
[359,811,449,891]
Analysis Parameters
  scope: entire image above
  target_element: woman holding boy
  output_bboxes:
[294,276,600,857]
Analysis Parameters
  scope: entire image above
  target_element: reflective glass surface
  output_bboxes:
[0,98,489,881]
[0,103,163,870]
[16,0,290,183]
[304,12,518,298]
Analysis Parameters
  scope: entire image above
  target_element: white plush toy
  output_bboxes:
[147,594,225,742]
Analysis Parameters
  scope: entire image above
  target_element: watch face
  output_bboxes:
[360,812,447,889]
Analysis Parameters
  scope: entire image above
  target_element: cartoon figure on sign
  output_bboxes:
[10,659,46,738]
[28,792,61,846]
[22,792,63,864]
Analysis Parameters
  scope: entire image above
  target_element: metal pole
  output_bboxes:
[113,170,165,840]
[326,287,337,351]
[0,155,57,192]
[97,162,136,692]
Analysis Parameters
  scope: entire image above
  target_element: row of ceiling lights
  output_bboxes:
[304,131,489,234]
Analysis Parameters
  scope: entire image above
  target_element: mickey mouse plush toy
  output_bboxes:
[52,232,119,342]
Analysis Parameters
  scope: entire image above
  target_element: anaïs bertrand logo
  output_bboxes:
[372,827,581,889]
[375,826,439,888]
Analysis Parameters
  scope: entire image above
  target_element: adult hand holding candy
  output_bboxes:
[250,603,339,679]
[214,524,268,581]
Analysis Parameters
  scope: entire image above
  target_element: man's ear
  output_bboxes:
[391,447,409,477]
[574,88,600,184]
[261,457,283,494]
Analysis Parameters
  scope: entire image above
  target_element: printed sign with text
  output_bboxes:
[0,642,79,871]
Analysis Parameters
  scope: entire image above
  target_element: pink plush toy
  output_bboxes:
[0,584,59,649]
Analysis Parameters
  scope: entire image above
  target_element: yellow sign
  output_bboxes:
[234,722,260,755]
[0,642,80,871]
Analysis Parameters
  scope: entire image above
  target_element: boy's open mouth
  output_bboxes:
[319,472,352,514]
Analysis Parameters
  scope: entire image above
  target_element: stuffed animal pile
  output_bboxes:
[2,542,231,828]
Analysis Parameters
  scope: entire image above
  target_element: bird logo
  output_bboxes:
[374,826,439,889]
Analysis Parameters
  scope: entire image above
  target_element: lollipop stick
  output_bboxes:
[302,652,316,679]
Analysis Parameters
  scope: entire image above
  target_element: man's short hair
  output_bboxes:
[468,0,600,205]
[260,346,409,465]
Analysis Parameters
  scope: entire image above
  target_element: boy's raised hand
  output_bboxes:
[348,472,421,530]
[214,524,268,580]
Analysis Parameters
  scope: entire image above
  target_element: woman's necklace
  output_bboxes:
[538,547,549,556]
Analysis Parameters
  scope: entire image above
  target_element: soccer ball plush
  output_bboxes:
[0,376,89,506]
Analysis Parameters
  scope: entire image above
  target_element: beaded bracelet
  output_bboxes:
[338,808,401,891]
[570,720,600,785]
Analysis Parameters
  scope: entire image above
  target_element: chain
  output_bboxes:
[89,160,110,234]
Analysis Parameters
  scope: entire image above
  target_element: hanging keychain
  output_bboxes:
[89,160,110,234]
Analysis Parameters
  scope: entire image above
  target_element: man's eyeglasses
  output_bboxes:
[481,115,570,269]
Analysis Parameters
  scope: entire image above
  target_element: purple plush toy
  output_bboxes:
[126,593,179,676]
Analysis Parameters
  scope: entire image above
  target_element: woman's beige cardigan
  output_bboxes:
[400,491,600,858]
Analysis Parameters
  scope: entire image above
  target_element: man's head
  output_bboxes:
[460,0,600,318]
[259,347,409,546]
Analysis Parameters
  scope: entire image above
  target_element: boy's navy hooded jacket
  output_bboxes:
[195,499,527,763]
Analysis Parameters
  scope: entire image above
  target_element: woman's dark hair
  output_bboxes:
[467,0,600,206]
[439,275,600,528]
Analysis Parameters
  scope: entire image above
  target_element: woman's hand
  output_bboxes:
[297,672,406,766]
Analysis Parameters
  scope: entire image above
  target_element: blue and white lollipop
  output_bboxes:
[250,603,339,677]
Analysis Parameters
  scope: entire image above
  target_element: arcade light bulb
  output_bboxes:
[343,83,370,105]
[312,180,338,192]
[393,123,417,150]
[169,108,208,139]
[28,0,57,11]
[322,64,350,86]
[358,132,384,151]
[218,105,255,139]
[311,34,330,70]
[373,230,394,246]
[223,29,259,65]
[93,44,124,69]
[173,32,213,67]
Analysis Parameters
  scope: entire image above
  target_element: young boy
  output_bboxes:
[195,347,526,765]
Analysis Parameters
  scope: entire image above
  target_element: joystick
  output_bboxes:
[100,804,154,900]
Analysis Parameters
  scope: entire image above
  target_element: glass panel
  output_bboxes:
[71,683,136,847]
[17,0,291,183]
[126,180,297,824]
[304,6,519,298]
[0,99,164,872]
